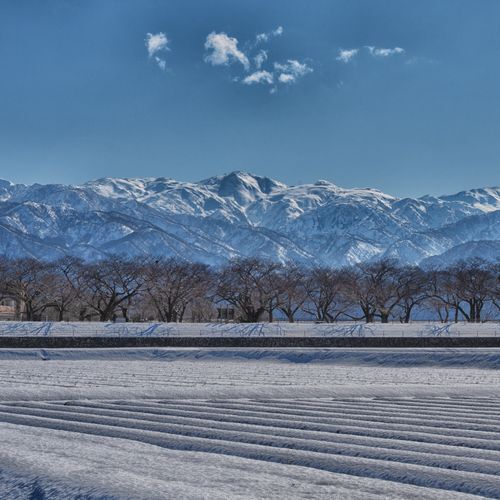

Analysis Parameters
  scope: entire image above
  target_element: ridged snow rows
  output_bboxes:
[1,397,500,497]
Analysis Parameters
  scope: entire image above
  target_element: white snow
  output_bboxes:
[0,347,500,497]
[0,172,498,264]
[0,320,498,337]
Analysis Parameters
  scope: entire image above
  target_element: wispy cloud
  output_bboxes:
[405,56,437,66]
[254,50,268,69]
[365,46,405,57]
[274,59,313,84]
[256,26,284,44]
[242,70,274,85]
[336,48,359,63]
[155,58,166,71]
[204,32,250,70]
[145,32,170,71]
[335,45,407,68]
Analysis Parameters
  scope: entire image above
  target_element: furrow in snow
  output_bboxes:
[21,400,500,452]
[282,398,500,417]
[141,399,500,434]
[0,409,499,497]
[4,401,500,477]
[60,399,500,442]
[21,400,500,464]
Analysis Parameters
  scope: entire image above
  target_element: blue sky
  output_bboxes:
[0,0,499,197]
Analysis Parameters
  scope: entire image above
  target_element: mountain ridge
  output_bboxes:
[0,171,498,266]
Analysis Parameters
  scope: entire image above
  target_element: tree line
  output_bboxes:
[0,256,498,323]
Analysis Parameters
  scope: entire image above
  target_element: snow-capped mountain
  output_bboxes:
[0,171,498,266]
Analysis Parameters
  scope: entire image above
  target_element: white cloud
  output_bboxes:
[256,26,284,44]
[204,27,311,93]
[274,59,313,83]
[254,50,268,69]
[278,73,295,84]
[365,46,405,57]
[242,70,274,85]
[145,32,170,71]
[146,32,169,57]
[256,33,269,44]
[155,57,166,71]
[336,48,359,63]
[204,32,250,70]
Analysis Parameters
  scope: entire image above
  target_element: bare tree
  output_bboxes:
[0,257,10,300]
[4,258,52,321]
[396,265,429,323]
[216,258,280,322]
[42,257,81,321]
[275,264,308,323]
[452,258,497,322]
[344,259,405,323]
[426,269,458,322]
[68,257,143,322]
[302,267,349,322]
[490,262,500,313]
[143,258,212,322]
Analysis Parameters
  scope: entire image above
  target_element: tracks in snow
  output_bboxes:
[1,396,500,497]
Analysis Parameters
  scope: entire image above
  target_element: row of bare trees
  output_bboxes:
[0,256,498,323]
[216,258,499,323]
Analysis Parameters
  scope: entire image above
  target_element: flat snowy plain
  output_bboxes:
[1,321,499,337]
[1,348,500,499]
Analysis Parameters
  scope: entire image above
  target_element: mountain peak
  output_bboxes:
[314,180,336,187]
[199,171,287,205]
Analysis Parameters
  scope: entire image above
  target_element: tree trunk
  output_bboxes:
[380,312,389,323]
[121,306,129,322]
[468,300,475,323]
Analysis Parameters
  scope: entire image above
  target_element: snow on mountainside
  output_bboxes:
[420,240,500,268]
[0,171,498,265]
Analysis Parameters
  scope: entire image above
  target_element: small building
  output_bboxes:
[0,298,17,320]
[216,303,235,322]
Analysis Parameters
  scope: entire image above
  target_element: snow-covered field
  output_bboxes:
[0,321,499,337]
[1,348,500,498]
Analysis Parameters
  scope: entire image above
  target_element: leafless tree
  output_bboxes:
[396,265,429,323]
[427,266,476,323]
[216,258,281,322]
[344,259,406,323]
[4,258,52,321]
[41,257,81,321]
[274,264,308,323]
[67,257,144,322]
[143,258,212,322]
[302,267,349,322]
[451,258,497,322]
[490,262,500,313]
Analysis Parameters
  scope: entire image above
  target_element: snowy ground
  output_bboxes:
[0,321,499,337]
[1,348,500,499]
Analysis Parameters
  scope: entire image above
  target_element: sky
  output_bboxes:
[0,0,499,197]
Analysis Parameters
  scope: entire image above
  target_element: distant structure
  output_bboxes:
[0,298,17,320]
[217,303,235,322]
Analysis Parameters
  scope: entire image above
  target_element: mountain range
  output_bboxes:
[0,171,498,266]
